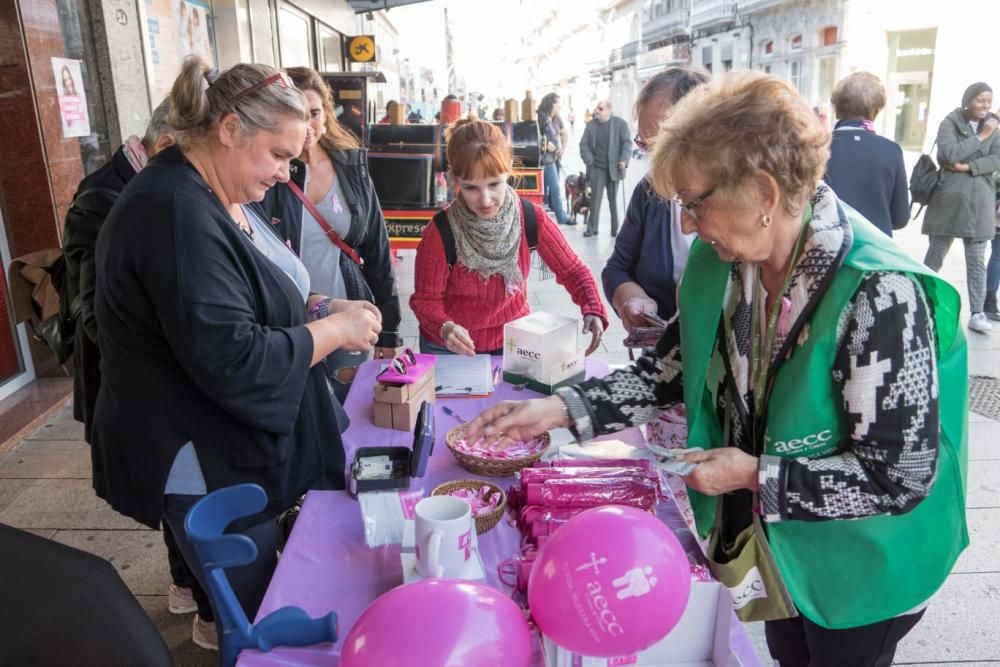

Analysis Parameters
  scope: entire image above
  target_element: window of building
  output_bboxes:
[762,40,774,56]
[278,2,313,68]
[790,34,803,50]
[702,45,713,71]
[317,23,343,72]
[763,64,772,74]
[822,26,838,47]
[789,60,803,91]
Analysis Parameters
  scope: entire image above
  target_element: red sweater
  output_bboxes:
[411,201,608,352]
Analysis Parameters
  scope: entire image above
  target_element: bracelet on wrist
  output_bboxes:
[309,298,331,320]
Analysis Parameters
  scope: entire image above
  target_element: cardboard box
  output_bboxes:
[503,312,584,395]
[543,581,743,667]
[373,381,435,431]
[374,367,435,404]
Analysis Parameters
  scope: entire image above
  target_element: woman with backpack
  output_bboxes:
[922,82,1000,333]
[410,119,607,356]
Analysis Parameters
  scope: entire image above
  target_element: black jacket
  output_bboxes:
[92,145,343,528]
[824,121,909,236]
[262,148,402,348]
[63,146,134,443]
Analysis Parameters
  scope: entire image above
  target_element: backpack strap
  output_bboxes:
[71,186,120,216]
[433,209,457,267]
[520,197,537,250]
[434,198,537,269]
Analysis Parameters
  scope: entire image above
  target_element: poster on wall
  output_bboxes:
[51,58,91,139]
[142,0,217,105]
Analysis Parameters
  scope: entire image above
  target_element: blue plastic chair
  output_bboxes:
[184,484,338,667]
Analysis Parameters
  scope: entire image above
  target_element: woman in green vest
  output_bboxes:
[466,71,968,665]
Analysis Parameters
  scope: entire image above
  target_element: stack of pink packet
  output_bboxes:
[443,485,502,517]
[451,434,548,460]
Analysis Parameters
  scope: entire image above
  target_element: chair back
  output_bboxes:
[185,484,338,667]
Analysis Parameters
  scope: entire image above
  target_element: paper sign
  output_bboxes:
[51,58,90,138]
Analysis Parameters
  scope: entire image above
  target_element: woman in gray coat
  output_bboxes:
[923,82,1000,333]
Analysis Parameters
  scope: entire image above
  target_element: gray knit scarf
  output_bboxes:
[447,185,524,290]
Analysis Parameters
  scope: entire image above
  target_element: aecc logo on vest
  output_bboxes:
[766,429,833,454]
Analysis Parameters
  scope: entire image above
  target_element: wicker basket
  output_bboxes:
[445,425,551,477]
[431,480,507,534]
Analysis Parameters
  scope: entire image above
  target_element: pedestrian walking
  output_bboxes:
[579,100,631,237]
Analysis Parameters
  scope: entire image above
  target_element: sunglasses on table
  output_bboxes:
[379,348,418,377]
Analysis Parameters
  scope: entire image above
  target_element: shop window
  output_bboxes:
[317,23,343,72]
[822,26,838,47]
[789,60,803,91]
[278,2,313,68]
[790,34,803,50]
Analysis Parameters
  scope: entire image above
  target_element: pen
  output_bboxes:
[492,364,501,388]
[441,406,467,423]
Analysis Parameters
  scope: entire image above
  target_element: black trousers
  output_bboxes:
[162,521,211,618]
[161,494,279,631]
[765,609,925,667]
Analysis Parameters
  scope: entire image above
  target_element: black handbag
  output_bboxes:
[31,294,79,365]
[909,141,939,219]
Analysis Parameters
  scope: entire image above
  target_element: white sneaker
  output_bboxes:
[168,584,197,615]
[969,312,993,333]
[192,614,219,651]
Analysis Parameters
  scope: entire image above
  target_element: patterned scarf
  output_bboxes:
[834,119,875,133]
[447,184,523,290]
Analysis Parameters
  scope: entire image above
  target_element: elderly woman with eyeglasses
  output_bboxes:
[467,71,968,665]
[602,66,709,336]
[92,57,382,642]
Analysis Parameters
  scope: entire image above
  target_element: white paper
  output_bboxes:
[51,58,90,138]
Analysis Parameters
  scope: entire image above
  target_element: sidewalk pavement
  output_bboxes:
[1,137,999,665]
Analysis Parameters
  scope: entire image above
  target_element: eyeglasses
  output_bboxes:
[671,187,716,221]
[379,347,418,377]
[230,71,294,103]
[633,133,650,153]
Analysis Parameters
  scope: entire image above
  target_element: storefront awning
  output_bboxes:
[347,0,433,12]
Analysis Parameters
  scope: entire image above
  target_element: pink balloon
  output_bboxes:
[528,505,691,658]
[341,579,532,667]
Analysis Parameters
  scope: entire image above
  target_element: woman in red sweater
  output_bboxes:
[411,120,608,355]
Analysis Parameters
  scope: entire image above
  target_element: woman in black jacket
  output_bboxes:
[823,71,909,237]
[262,66,401,402]
[92,57,382,642]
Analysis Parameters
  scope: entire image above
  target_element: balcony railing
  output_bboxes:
[690,0,736,30]
[734,0,790,13]
[609,40,642,68]
[641,2,689,45]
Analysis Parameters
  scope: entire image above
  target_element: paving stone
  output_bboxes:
[136,595,216,667]
[953,508,1000,575]
[966,461,1000,509]
[0,478,143,530]
[894,573,1000,663]
[0,478,34,514]
[0,439,91,478]
[969,422,1000,461]
[52,528,173,596]
[22,406,85,441]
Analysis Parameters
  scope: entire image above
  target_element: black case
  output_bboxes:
[349,401,435,495]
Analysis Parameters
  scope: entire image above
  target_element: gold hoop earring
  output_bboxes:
[760,214,772,228]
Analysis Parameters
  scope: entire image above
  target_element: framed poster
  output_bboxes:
[51,58,91,138]
[140,0,217,105]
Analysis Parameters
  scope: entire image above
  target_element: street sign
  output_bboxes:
[346,35,376,63]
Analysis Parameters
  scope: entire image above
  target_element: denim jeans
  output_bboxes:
[543,162,569,225]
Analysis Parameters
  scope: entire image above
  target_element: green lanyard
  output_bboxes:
[749,206,812,410]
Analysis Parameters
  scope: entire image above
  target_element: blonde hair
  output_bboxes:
[650,70,830,214]
[830,71,886,121]
[167,56,308,149]
[284,66,360,152]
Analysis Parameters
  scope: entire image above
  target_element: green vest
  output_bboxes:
[680,209,969,629]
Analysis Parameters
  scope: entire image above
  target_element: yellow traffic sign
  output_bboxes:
[347,35,376,63]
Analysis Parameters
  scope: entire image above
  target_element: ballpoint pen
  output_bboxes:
[441,405,467,423]
[491,364,501,389]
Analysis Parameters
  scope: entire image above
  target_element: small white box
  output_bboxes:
[543,581,743,667]
[503,312,584,394]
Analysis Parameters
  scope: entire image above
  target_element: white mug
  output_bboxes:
[414,495,476,579]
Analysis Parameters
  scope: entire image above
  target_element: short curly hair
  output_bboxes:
[649,71,830,214]
[830,71,886,121]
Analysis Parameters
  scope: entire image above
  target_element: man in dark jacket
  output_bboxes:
[823,72,909,237]
[579,100,632,237]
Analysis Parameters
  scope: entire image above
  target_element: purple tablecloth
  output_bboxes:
[236,358,762,666]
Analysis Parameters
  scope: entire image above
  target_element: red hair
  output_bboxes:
[445,119,513,180]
